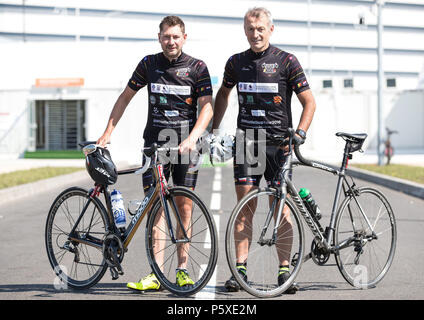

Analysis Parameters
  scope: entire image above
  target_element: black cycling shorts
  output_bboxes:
[141,147,198,193]
[233,142,290,187]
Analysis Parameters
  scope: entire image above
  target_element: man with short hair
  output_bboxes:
[97,15,213,292]
[212,7,316,293]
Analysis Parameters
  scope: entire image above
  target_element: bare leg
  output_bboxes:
[274,203,293,266]
[234,185,257,264]
[175,195,193,269]
[152,208,166,271]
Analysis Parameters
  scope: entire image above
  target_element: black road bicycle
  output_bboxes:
[225,128,397,298]
[45,142,218,296]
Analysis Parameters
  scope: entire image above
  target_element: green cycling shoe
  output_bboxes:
[176,269,195,287]
[127,269,195,292]
[127,273,163,292]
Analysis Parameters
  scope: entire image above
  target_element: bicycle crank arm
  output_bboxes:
[291,252,313,267]
[110,267,122,280]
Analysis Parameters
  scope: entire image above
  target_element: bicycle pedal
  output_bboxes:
[110,267,119,280]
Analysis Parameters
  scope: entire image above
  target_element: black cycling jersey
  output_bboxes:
[223,45,310,136]
[128,52,213,145]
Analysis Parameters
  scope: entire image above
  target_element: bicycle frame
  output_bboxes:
[266,139,377,254]
[68,149,190,252]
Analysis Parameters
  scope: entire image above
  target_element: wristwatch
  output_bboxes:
[295,128,307,139]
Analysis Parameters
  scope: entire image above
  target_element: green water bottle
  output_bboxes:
[299,188,322,220]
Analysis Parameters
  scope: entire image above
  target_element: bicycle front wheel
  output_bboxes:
[45,187,109,290]
[145,186,218,296]
[334,187,396,288]
[225,188,304,298]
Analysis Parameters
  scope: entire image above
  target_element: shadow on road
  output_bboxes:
[0,283,174,299]
[0,281,357,299]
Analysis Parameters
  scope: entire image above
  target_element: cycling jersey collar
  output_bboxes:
[160,51,187,66]
[248,44,273,59]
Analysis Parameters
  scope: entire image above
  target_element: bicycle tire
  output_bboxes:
[334,187,396,288]
[45,187,109,290]
[225,188,304,298]
[145,186,218,296]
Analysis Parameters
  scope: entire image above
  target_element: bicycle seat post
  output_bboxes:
[340,142,351,174]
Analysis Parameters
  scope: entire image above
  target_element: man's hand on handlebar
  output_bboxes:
[293,132,306,146]
[179,137,198,154]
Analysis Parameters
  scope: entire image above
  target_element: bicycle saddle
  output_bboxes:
[336,132,367,143]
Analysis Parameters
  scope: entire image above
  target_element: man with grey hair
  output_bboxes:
[212,7,316,293]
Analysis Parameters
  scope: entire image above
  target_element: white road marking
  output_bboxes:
[195,167,222,300]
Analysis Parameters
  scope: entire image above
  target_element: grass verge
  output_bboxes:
[352,164,424,185]
[0,167,85,190]
[24,150,84,159]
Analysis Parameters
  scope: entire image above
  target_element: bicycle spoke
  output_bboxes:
[146,187,217,295]
[46,188,108,289]
[335,187,396,288]
[226,190,303,298]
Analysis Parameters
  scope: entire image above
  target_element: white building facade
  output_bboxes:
[1,0,423,163]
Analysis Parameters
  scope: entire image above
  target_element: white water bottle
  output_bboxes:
[111,189,126,229]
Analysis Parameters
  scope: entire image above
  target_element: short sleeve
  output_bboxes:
[285,54,310,94]
[222,55,237,88]
[195,61,213,97]
[128,56,148,91]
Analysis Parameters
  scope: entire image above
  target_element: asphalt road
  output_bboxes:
[1,164,423,302]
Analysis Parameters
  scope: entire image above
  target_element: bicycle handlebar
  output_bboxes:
[139,143,203,175]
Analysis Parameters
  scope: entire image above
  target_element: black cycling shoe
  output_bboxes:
[278,268,299,294]
[225,266,247,292]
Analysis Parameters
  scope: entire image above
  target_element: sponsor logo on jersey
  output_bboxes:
[165,110,179,117]
[251,110,266,117]
[262,62,279,74]
[151,83,191,95]
[238,82,278,93]
[149,95,156,104]
[159,96,167,104]
[176,67,190,78]
[273,95,282,104]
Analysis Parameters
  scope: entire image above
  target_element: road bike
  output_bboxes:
[45,142,218,296]
[384,127,398,165]
[225,128,396,298]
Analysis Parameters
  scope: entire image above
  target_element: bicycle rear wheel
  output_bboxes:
[45,187,109,290]
[145,186,218,296]
[225,188,304,298]
[334,187,396,288]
